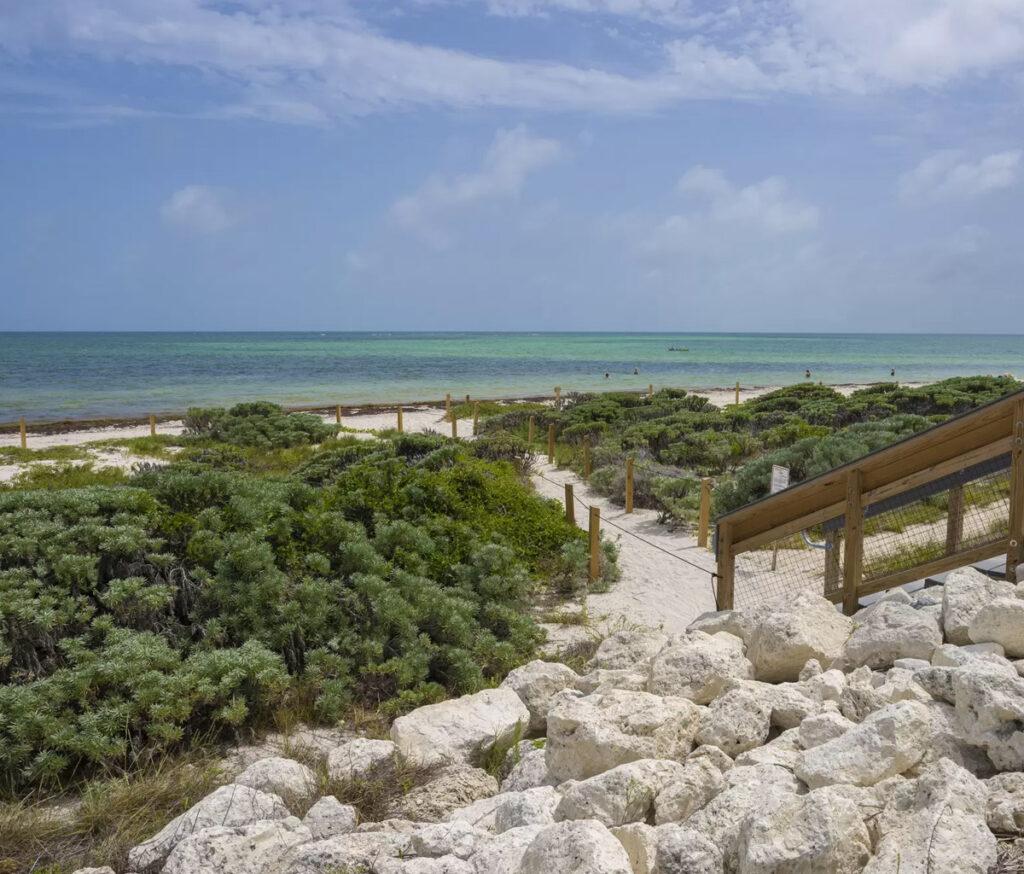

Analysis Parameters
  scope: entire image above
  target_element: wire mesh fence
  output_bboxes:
[731,453,1013,609]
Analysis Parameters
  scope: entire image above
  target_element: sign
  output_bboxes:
[770,464,790,494]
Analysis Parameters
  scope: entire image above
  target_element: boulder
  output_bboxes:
[233,756,318,806]
[647,631,754,703]
[653,824,724,873]
[546,689,700,782]
[302,795,358,840]
[609,823,657,874]
[161,816,311,874]
[687,609,753,642]
[409,821,492,859]
[326,738,398,782]
[575,669,649,695]
[795,700,931,787]
[840,601,942,670]
[493,787,560,832]
[390,689,529,768]
[745,591,852,682]
[70,870,115,874]
[969,597,1024,657]
[590,630,669,670]
[467,825,544,874]
[127,784,290,873]
[694,686,772,756]
[285,830,412,874]
[942,566,1016,644]
[736,786,871,874]
[952,660,1024,770]
[518,819,633,874]
[448,794,504,832]
[500,746,553,792]
[554,759,686,827]
[393,765,499,823]
[653,750,730,825]
[799,667,846,705]
[864,758,996,874]
[398,858,473,874]
[733,728,802,771]
[501,660,579,733]
[798,710,855,749]
[917,700,993,777]
[986,772,1024,834]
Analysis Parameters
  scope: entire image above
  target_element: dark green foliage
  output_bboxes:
[184,401,333,448]
[472,430,533,475]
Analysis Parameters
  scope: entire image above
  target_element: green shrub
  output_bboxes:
[184,402,333,448]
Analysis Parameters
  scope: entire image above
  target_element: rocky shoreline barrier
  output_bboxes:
[78,565,1024,873]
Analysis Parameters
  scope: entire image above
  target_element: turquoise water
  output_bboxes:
[2,332,1023,422]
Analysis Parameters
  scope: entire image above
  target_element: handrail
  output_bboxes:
[715,388,1024,613]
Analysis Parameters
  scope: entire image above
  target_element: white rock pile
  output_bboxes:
[88,566,1024,874]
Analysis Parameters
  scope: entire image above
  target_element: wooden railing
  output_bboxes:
[715,389,1024,614]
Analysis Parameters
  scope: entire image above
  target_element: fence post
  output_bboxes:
[946,485,964,555]
[842,469,864,616]
[583,438,592,479]
[734,381,740,406]
[547,424,555,463]
[589,506,600,583]
[149,414,157,438]
[824,530,842,599]
[648,383,653,398]
[19,417,27,450]
[446,393,452,421]
[473,402,480,436]
[451,416,458,439]
[564,483,575,526]
[716,521,735,609]
[1007,399,1024,582]
[625,457,634,513]
[397,407,404,433]
[554,386,561,409]
[465,394,470,405]
[335,405,342,425]
[528,415,535,445]
[697,477,712,548]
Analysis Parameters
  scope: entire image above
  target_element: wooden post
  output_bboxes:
[19,417,27,450]
[445,393,452,421]
[588,506,600,583]
[149,414,157,438]
[716,522,735,610]
[397,407,404,433]
[465,394,470,404]
[451,416,458,439]
[583,438,592,479]
[564,483,575,526]
[528,416,535,445]
[946,484,964,555]
[335,405,342,425]
[824,530,842,598]
[734,381,740,406]
[625,457,634,513]
[547,424,555,463]
[1007,399,1024,582]
[554,386,561,409]
[697,477,712,548]
[472,402,480,436]
[648,383,653,398]
[842,469,864,616]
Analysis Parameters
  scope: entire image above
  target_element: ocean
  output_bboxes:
[2,332,1023,423]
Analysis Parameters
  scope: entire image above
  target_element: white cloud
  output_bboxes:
[160,185,237,234]
[898,149,1022,203]
[2,0,1024,123]
[392,126,563,246]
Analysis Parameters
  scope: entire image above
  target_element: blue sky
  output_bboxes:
[1,0,1023,332]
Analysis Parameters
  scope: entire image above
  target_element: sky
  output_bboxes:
[1,1,1023,332]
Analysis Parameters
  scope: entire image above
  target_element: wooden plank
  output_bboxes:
[857,539,1009,598]
[1007,398,1024,582]
[716,522,735,610]
[946,484,964,555]
[842,469,863,616]
[697,478,712,548]
[565,483,575,526]
[588,506,600,583]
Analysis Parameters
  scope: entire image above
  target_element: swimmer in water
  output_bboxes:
[604,372,610,379]
[633,367,639,375]
[805,369,811,379]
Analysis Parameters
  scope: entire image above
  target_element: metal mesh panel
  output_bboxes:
[733,525,843,609]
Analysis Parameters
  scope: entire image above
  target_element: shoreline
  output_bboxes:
[0,380,916,437]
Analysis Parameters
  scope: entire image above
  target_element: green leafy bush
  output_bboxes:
[184,401,333,448]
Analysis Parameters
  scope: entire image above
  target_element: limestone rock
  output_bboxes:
[969,597,1024,657]
[687,609,753,642]
[518,819,633,874]
[732,728,802,770]
[942,566,1015,645]
[840,601,942,670]
[952,661,1024,770]
[653,824,724,873]
[447,794,504,832]
[302,795,358,840]
[234,756,318,806]
[554,759,685,827]
[285,830,412,874]
[127,784,290,873]
[467,825,544,874]
[917,700,993,777]
[795,700,931,787]
[493,787,560,832]
[70,869,115,874]
[986,772,1024,834]
[647,631,754,704]
[694,686,772,756]
[609,823,657,874]
[737,786,871,874]
[745,590,853,683]
[161,817,311,874]
[393,765,499,823]
[575,669,649,695]
[501,660,579,733]
[390,689,529,768]
[590,629,669,670]
[409,821,492,859]
[546,689,700,782]
[326,738,398,783]
[653,752,729,825]
[500,746,553,792]
[798,710,855,749]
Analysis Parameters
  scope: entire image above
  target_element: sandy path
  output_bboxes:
[531,459,718,637]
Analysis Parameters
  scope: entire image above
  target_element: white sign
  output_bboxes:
[770,465,790,494]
